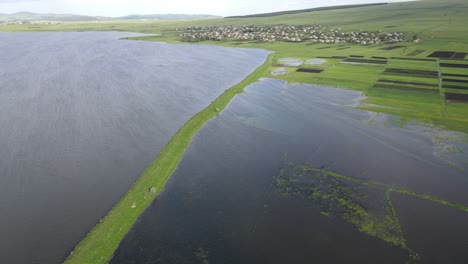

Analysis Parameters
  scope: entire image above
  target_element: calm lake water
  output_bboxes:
[112,79,468,264]
[0,32,270,264]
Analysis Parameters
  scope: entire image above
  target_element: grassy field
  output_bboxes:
[2,0,468,262]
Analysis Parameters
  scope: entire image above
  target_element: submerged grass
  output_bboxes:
[275,161,468,262]
[64,54,273,264]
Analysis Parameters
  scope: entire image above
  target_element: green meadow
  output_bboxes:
[3,0,468,262]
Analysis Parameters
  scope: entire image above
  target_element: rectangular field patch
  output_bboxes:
[296,68,324,73]
[384,68,439,78]
[406,50,425,56]
[390,57,437,62]
[452,52,468,59]
[343,58,387,65]
[317,56,347,59]
[380,45,404,51]
[440,63,468,68]
[446,92,468,103]
[443,85,468,90]
[442,73,468,78]
[379,79,439,87]
[428,51,456,59]
[373,83,439,93]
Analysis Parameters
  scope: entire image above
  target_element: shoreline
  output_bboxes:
[64,53,274,264]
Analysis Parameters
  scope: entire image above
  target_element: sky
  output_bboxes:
[0,0,408,17]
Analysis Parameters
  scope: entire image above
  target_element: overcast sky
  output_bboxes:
[0,0,408,17]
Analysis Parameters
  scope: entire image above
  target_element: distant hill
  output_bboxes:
[0,12,219,22]
[226,3,388,18]
[0,12,109,22]
[119,14,220,20]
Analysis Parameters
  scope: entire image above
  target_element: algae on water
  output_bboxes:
[274,163,406,248]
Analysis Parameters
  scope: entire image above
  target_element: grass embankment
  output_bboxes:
[64,54,273,264]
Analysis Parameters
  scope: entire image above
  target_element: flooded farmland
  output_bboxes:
[112,79,468,264]
[0,32,270,264]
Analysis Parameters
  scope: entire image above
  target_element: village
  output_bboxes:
[177,25,407,44]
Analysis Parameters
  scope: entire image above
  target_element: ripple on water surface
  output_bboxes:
[0,31,270,264]
[112,79,468,264]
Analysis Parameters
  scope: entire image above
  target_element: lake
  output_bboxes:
[0,32,270,264]
[112,79,468,264]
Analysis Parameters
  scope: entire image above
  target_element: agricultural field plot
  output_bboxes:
[441,66,468,100]
[442,80,468,91]
[440,63,468,69]
[445,92,468,103]
[342,58,387,65]
[382,68,439,78]
[446,102,468,121]
[361,89,443,122]
[296,68,324,73]
[372,59,441,94]
[406,50,425,56]
[388,59,438,71]
[310,63,385,89]
[428,51,468,60]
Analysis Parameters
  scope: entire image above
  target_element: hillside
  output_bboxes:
[226,3,387,18]
[119,14,220,20]
[0,12,219,22]
[0,12,109,22]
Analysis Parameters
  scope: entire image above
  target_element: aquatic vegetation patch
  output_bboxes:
[274,162,468,254]
[274,163,407,248]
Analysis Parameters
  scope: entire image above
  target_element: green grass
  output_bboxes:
[64,55,273,264]
[379,74,440,85]
[388,59,438,71]
[441,67,468,75]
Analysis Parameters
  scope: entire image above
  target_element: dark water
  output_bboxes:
[0,32,270,264]
[112,79,468,264]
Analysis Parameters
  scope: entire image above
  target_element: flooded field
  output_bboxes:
[0,32,270,264]
[112,79,468,264]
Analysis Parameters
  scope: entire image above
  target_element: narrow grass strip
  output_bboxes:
[64,54,273,264]
[297,163,468,212]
